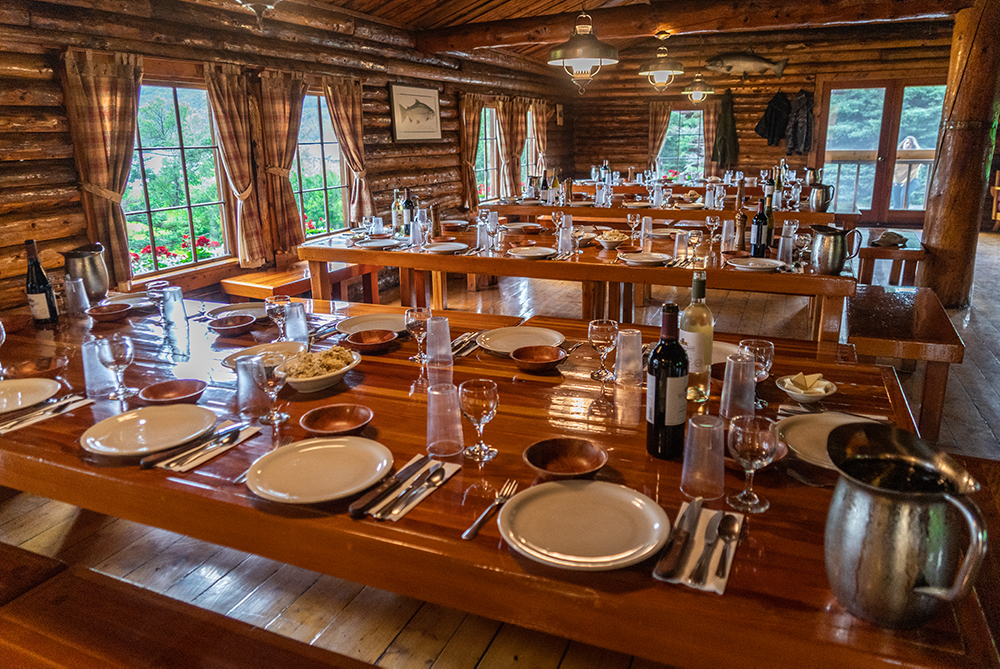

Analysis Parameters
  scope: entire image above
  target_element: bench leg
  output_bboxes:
[901,260,918,287]
[431,271,447,310]
[858,258,875,285]
[815,296,844,342]
[889,260,903,286]
[362,270,379,304]
[582,281,597,320]
[919,361,949,442]
[621,284,634,324]
[309,261,332,301]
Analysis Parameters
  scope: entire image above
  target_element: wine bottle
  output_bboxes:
[401,188,415,236]
[734,179,747,251]
[773,166,784,211]
[646,303,689,460]
[390,188,402,234]
[750,200,768,258]
[763,178,775,246]
[25,239,58,326]
[680,271,713,403]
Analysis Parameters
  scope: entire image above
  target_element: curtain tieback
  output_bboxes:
[81,182,122,204]
[235,184,253,201]
[265,166,290,177]
[354,169,367,180]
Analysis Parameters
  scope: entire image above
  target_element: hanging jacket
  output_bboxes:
[755,93,790,147]
[785,90,814,155]
[712,89,739,168]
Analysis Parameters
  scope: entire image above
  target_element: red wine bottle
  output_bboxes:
[646,303,688,460]
[750,200,768,258]
[25,239,59,326]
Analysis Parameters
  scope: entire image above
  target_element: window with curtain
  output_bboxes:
[123,84,231,276]
[520,109,538,189]
[657,110,706,180]
[475,105,538,201]
[292,93,349,238]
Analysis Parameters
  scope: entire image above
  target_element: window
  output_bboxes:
[520,109,538,190]
[124,85,230,276]
[475,106,538,200]
[292,94,349,237]
[656,110,705,180]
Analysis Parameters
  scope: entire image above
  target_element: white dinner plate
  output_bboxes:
[624,201,651,208]
[573,201,594,207]
[247,437,393,504]
[712,341,741,365]
[0,378,61,414]
[619,252,671,266]
[507,246,557,260]
[726,258,786,272]
[497,480,670,571]
[222,341,307,369]
[519,199,541,205]
[772,413,877,470]
[80,405,217,456]
[441,219,469,227]
[675,203,705,210]
[502,222,540,231]
[208,303,269,321]
[355,238,402,249]
[651,228,676,239]
[477,327,564,354]
[335,313,408,335]
[101,293,155,310]
[423,242,468,255]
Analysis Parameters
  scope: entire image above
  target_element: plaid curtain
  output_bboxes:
[205,63,266,266]
[648,100,673,172]
[323,76,375,225]
[61,50,142,288]
[703,99,722,177]
[459,92,485,211]
[496,96,531,198]
[259,71,307,252]
[531,99,549,177]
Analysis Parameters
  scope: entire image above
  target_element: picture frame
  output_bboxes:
[389,84,442,142]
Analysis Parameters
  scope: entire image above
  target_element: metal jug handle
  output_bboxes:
[846,228,863,259]
[913,494,987,601]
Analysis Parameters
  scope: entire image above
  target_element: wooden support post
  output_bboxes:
[431,271,447,310]
[309,261,331,301]
[918,0,1000,307]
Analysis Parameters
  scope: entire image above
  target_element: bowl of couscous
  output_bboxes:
[279,346,362,394]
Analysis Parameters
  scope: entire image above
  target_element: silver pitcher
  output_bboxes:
[825,423,987,629]
[808,184,836,212]
[809,225,860,275]
[61,242,109,302]
[805,167,823,186]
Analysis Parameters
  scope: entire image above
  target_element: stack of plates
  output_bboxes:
[675,202,705,210]
[772,413,876,470]
[624,201,651,208]
[519,199,541,205]
[0,378,61,413]
[336,313,408,335]
[618,252,671,266]
[507,246,557,260]
[726,258,785,272]
[503,222,541,232]
[423,242,468,254]
[80,405,217,456]
[476,327,564,354]
[208,303,268,321]
[650,229,676,239]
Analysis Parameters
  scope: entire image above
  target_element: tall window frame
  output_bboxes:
[291,93,350,239]
[474,105,538,201]
[656,108,706,179]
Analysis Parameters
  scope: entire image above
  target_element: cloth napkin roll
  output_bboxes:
[159,424,261,472]
[0,398,94,436]
[370,455,462,521]
[660,503,744,595]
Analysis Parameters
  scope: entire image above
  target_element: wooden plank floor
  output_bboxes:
[2,233,999,667]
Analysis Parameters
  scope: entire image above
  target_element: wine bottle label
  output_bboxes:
[645,373,689,426]
[679,329,712,373]
[27,293,51,320]
[391,210,400,227]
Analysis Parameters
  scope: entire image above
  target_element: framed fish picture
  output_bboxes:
[390,84,442,142]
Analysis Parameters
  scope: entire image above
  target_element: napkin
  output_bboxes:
[777,404,890,421]
[159,424,261,472]
[369,455,462,521]
[0,398,94,435]
[871,231,907,247]
[786,372,827,395]
[660,504,744,595]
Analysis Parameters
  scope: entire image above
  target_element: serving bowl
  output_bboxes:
[2,356,68,379]
[207,314,256,336]
[616,244,642,254]
[510,345,567,372]
[345,329,397,354]
[431,236,456,243]
[86,303,132,322]
[597,237,626,250]
[776,375,838,403]
[523,438,608,480]
[281,350,362,394]
[138,379,207,405]
[299,403,374,435]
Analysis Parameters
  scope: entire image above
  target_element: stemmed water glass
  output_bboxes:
[485,215,501,253]
[249,351,290,426]
[739,339,775,409]
[406,307,431,363]
[727,415,780,513]
[96,334,137,400]
[627,213,641,242]
[706,216,721,243]
[0,319,5,368]
[459,378,499,463]
[265,295,292,342]
[571,226,586,255]
[589,319,618,381]
[146,280,170,326]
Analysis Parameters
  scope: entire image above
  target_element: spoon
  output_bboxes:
[715,514,741,579]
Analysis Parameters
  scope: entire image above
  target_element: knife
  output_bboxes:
[348,454,431,519]
[0,394,85,431]
[159,426,246,471]
[688,510,723,585]
[389,463,445,517]
[373,464,437,520]
[139,423,243,470]
[653,497,703,581]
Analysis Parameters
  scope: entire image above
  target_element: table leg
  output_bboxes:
[582,281,597,320]
[399,268,414,307]
[593,282,607,320]
[309,261,332,301]
[621,284,635,324]
[431,271,447,310]
[362,267,379,304]
[919,361,949,441]
[858,258,875,285]
[608,282,622,323]
[816,296,844,342]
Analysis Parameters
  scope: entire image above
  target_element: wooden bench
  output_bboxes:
[0,541,373,667]
[222,261,380,304]
[845,285,964,442]
[856,227,925,286]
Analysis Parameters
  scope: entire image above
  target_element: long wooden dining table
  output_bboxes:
[298,231,857,341]
[0,302,997,667]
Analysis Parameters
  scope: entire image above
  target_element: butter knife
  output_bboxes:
[373,464,437,520]
[688,510,723,585]
[139,423,242,469]
[389,463,445,517]
[653,497,703,581]
[348,454,430,519]
[0,394,85,431]
[159,426,245,471]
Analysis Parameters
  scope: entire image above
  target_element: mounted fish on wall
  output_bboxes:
[390,84,442,142]
[704,51,787,80]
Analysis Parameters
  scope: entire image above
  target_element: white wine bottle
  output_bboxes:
[680,271,713,403]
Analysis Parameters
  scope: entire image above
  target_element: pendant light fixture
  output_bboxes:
[548,9,619,94]
[683,72,715,103]
[236,1,279,31]
[638,33,684,93]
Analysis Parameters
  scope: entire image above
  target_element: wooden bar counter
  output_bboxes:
[0,303,996,667]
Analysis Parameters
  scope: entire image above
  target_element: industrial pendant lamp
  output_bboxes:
[639,33,684,93]
[548,10,619,94]
[683,72,715,103]
[235,1,279,30]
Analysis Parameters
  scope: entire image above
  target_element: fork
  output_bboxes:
[462,479,518,540]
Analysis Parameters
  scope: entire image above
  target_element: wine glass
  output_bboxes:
[589,319,618,381]
[571,226,586,255]
[739,339,775,409]
[0,319,5,368]
[405,307,431,363]
[727,415,780,513]
[706,216,721,243]
[249,352,290,425]
[627,213,641,242]
[485,215,501,253]
[146,280,170,326]
[265,295,292,342]
[96,334,137,400]
[459,379,499,463]
[551,211,564,229]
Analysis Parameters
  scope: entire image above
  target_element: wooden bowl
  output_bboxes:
[442,222,467,231]
[722,250,751,262]
[139,379,207,405]
[368,232,392,239]
[523,438,608,480]
[509,239,537,248]
[86,304,132,322]
[3,356,68,379]
[519,224,542,234]
[300,403,373,435]
[431,236,456,243]
[510,345,567,372]
[616,244,642,254]
[597,238,626,250]
[345,329,398,354]
[207,314,256,336]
